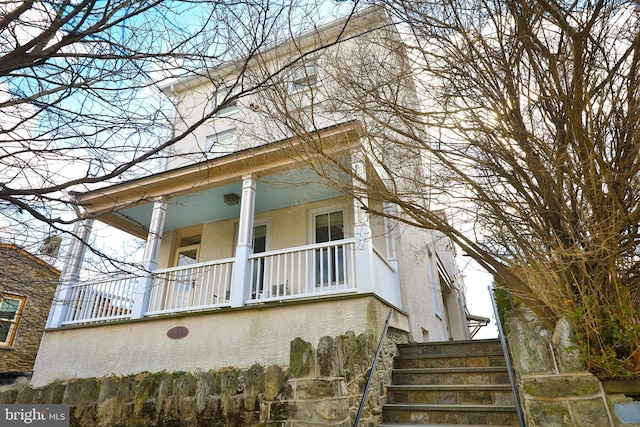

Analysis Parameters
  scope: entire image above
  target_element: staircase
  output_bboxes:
[381,339,520,426]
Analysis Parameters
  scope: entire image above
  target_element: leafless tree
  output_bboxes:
[0,0,359,269]
[256,0,640,379]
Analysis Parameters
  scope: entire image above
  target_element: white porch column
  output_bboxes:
[383,201,399,268]
[352,159,374,293]
[46,218,94,328]
[131,197,168,318]
[230,175,256,307]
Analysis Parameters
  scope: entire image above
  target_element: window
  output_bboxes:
[315,210,344,244]
[206,128,236,158]
[290,62,319,93]
[313,210,345,286]
[0,294,25,346]
[253,224,267,254]
[250,224,268,296]
[213,86,239,116]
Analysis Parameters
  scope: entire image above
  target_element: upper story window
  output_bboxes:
[290,62,319,93]
[206,128,237,158]
[0,294,26,346]
[213,86,239,116]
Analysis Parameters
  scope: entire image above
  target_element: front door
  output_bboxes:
[170,235,201,308]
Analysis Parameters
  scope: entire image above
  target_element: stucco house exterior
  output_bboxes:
[32,8,472,387]
[0,243,60,385]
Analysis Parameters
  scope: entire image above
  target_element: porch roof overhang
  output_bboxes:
[75,121,362,238]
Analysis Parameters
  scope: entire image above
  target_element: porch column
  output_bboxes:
[383,202,399,269]
[131,197,168,318]
[230,174,256,307]
[46,218,94,328]
[352,159,374,293]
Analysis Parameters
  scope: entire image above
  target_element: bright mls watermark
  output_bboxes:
[1,405,69,426]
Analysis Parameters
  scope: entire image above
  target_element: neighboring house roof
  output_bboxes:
[0,244,60,277]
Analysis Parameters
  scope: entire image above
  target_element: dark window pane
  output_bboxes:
[0,321,9,342]
[179,235,201,247]
[315,213,329,243]
[329,211,344,240]
[254,224,267,253]
[0,299,19,316]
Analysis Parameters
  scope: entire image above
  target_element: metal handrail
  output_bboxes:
[488,285,526,427]
[353,307,394,427]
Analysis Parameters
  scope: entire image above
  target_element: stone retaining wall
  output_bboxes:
[505,307,623,426]
[0,330,405,426]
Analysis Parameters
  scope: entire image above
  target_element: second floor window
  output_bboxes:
[213,86,239,116]
[206,128,237,158]
[0,294,26,346]
[290,62,319,93]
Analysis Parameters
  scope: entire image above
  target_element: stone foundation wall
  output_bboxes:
[504,307,619,426]
[0,330,405,426]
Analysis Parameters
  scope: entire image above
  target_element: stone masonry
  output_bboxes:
[0,244,60,376]
[505,307,619,426]
[262,332,380,426]
[0,330,398,426]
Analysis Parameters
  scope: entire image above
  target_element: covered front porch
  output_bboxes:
[57,234,399,325]
[46,124,402,328]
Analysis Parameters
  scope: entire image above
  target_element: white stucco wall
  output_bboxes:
[430,230,469,340]
[394,224,469,343]
[31,295,407,387]
[165,9,399,171]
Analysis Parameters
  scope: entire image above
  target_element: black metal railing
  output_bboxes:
[489,285,526,427]
[353,307,394,427]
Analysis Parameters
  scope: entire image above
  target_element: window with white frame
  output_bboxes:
[206,128,237,158]
[290,62,319,93]
[0,294,25,346]
[311,208,346,287]
[213,86,239,116]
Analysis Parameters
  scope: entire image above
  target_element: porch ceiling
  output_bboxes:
[105,168,346,237]
[78,122,362,238]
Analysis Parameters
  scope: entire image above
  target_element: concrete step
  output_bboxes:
[396,339,503,357]
[392,366,511,386]
[382,339,519,426]
[394,351,507,370]
[382,403,519,426]
[380,424,516,427]
[387,384,516,406]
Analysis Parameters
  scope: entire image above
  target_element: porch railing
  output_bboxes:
[146,258,234,315]
[247,239,356,302]
[64,275,137,325]
[59,240,364,324]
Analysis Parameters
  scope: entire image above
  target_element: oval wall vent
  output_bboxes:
[167,326,189,340]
